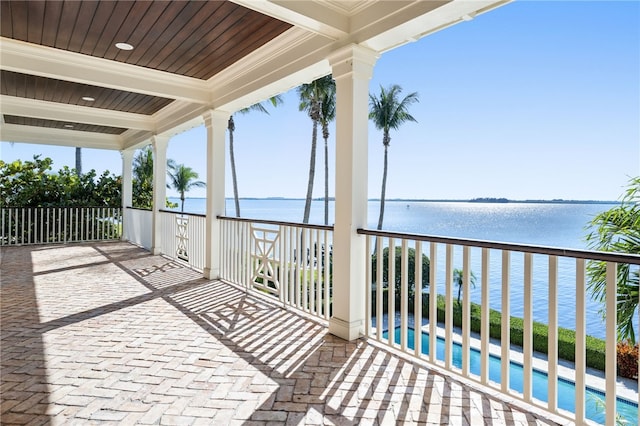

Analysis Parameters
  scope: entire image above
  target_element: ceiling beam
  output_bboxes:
[0,38,210,104]
[232,0,349,40]
[2,97,155,131]
[0,123,122,150]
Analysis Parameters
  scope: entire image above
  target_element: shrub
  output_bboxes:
[617,341,639,379]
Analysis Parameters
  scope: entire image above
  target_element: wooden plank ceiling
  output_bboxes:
[0,0,291,135]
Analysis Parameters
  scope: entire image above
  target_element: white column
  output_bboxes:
[203,110,230,279]
[120,149,134,241]
[328,45,378,341]
[151,135,169,255]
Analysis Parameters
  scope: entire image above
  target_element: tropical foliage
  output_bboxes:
[369,84,419,230]
[298,75,336,223]
[167,160,205,212]
[228,95,283,217]
[371,246,430,302]
[132,146,154,209]
[0,156,120,207]
[585,176,640,343]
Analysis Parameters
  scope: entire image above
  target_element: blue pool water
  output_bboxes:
[383,327,637,424]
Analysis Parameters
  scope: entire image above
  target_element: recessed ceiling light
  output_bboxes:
[64,124,74,128]
[115,42,134,51]
[82,96,95,102]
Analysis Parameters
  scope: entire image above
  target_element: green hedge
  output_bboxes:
[372,289,606,372]
[433,295,606,371]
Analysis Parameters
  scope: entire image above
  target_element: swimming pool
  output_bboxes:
[382,327,637,424]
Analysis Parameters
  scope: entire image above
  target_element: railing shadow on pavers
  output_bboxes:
[1,242,557,425]
[96,243,556,425]
[1,245,52,425]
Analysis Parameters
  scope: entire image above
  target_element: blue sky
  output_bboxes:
[1,1,638,201]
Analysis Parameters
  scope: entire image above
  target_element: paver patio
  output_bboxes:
[1,242,564,425]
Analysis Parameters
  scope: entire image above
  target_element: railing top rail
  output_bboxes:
[125,206,152,212]
[358,227,640,264]
[159,209,206,218]
[218,215,334,231]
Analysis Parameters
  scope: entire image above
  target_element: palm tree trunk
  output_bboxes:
[75,147,82,177]
[323,136,329,225]
[229,117,241,217]
[181,194,185,212]
[303,120,318,223]
[377,144,388,230]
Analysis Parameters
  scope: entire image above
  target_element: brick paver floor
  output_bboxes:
[1,242,564,425]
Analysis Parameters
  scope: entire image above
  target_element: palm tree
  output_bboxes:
[369,84,419,230]
[228,95,283,217]
[586,176,640,343]
[453,268,477,304]
[298,75,335,224]
[132,146,154,209]
[167,160,205,212]
[319,84,336,225]
[75,147,82,177]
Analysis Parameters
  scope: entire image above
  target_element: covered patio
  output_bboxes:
[2,1,639,425]
[1,241,559,425]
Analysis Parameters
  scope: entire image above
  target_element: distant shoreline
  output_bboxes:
[171,197,618,205]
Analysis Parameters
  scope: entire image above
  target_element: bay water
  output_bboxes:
[169,198,627,340]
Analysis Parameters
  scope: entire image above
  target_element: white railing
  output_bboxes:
[1,206,122,246]
[219,216,333,321]
[159,210,206,271]
[123,207,152,249]
[359,228,640,426]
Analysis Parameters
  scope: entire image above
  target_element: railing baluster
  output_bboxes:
[21,207,25,245]
[523,253,533,402]
[480,247,490,385]
[388,237,396,347]
[414,241,422,358]
[548,255,558,412]
[323,229,330,320]
[376,236,383,341]
[365,235,371,337]
[575,258,586,425]
[309,228,316,313]
[605,261,617,426]
[400,239,408,352]
[501,250,510,393]
[316,229,322,315]
[462,246,471,377]
[429,242,437,364]
[445,244,453,370]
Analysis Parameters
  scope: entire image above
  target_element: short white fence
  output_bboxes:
[359,228,640,426]
[1,206,122,246]
[219,216,333,321]
[159,210,206,271]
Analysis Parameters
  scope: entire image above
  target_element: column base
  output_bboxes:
[151,247,162,256]
[203,267,219,280]
[328,317,364,341]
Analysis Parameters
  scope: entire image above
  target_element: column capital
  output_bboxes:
[203,109,231,128]
[151,134,170,150]
[328,44,379,81]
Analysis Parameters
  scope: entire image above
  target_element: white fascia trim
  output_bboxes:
[1,96,155,131]
[0,123,122,150]
[361,0,512,53]
[232,0,349,40]
[0,37,210,104]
